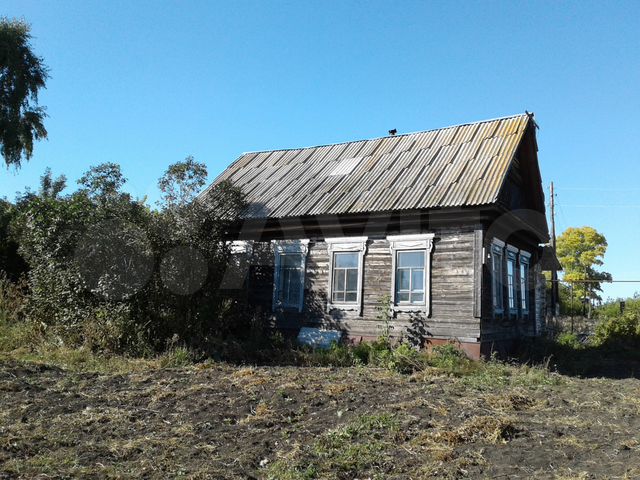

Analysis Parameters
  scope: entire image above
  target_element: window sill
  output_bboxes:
[393,305,427,313]
[327,303,360,312]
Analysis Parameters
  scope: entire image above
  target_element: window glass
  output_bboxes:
[411,269,424,291]
[346,269,358,291]
[492,247,503,311]
[278,253,303,307]
[333,268,345,291]
[395,250,425,305]
[397,291,410,302]
[398,269,410,290]
[397,251,424,268]
[335,252,358,268]
[331,252,359,304]
[507,255,516,310]
[520,261,529,311]
[282,254,300,267]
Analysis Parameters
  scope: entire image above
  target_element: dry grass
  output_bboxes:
[1,352,640,479]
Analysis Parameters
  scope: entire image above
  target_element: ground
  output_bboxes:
[1,360,640,479]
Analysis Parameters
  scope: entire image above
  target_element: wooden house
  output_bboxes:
[203,113,553,358]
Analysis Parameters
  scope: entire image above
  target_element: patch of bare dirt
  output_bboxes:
[1,361,639,479]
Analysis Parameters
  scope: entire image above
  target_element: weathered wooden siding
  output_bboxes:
[239,223,545,347]
[534,266,546,335]
[247,226,482,342]
[479,236,542,344]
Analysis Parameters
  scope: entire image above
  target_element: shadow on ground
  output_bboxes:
[516,338,640,380]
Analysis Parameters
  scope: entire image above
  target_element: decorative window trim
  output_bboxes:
[229,240,253,255]
[506,245,518,315]
[272,239,309,312]
[519,250,531,314]
[506,244,519,254]
[326,236,368,314]
[387,233,434,314]
[492,238,506,249]
[491,239,505,315]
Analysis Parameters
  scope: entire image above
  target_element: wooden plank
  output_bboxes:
[473,228,483,318]
[249,228,483,340]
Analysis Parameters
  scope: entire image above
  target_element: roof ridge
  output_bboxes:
[239,112,530,155]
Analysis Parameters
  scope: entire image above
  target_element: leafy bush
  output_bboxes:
[555,332,583,349]
[346,339,425,373]
[0,275,42,352]
[386,342,425,373]
[81,304,152,356]
[429,344,469,370]
[592,312,640,348]
[0,273,26,324]
[4,160,246,356]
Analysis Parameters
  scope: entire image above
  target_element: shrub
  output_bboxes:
[81,304,152,356]
[592,312,640,348]
[387,342,425,373]
[0,275,42,352]
[429,343,469,370]
[555,332,583,349]
[0,273,26,325]
[308,342,358,367]
[8,161,247,357]
[159,346,194,368]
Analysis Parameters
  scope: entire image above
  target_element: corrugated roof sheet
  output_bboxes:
[203,113,532,219]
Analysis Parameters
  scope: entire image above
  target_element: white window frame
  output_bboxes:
[326,237,368,314]
[272,239,309,312]
[506,245,519,315]
[388,233,434,314]
[519,250,531,314]
[491,238,505,315]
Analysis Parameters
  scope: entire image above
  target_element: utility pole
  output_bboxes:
[550,182,559,318]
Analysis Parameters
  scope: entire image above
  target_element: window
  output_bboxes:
[388,234,434,313]
[491,239,505,313]
[506,246,519,314]
[272,240,309,312]
[332,252,358,303]
[519,251,531,313]
[278,254,303,307]
[395,250,425,304]
[326,237,367,312]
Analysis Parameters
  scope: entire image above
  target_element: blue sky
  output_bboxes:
[2,0,639,299]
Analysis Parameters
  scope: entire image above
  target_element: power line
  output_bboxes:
[558,187,640,192]
[551,279,640,283]
[560,204,640,208]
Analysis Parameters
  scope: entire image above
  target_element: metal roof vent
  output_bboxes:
[330,157,362,176]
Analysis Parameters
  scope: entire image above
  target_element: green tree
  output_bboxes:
[0,18,49,168]
[78,162,127,202]
[147,158,247,342]
[38,167,66,199]
[556,226,611,317]
[11,159,246,354]
[0,198,28,279]
[157,156,208,210]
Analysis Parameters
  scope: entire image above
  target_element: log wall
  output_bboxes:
[247,226,482,343]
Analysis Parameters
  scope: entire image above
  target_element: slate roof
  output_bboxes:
[203,113,532,219]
